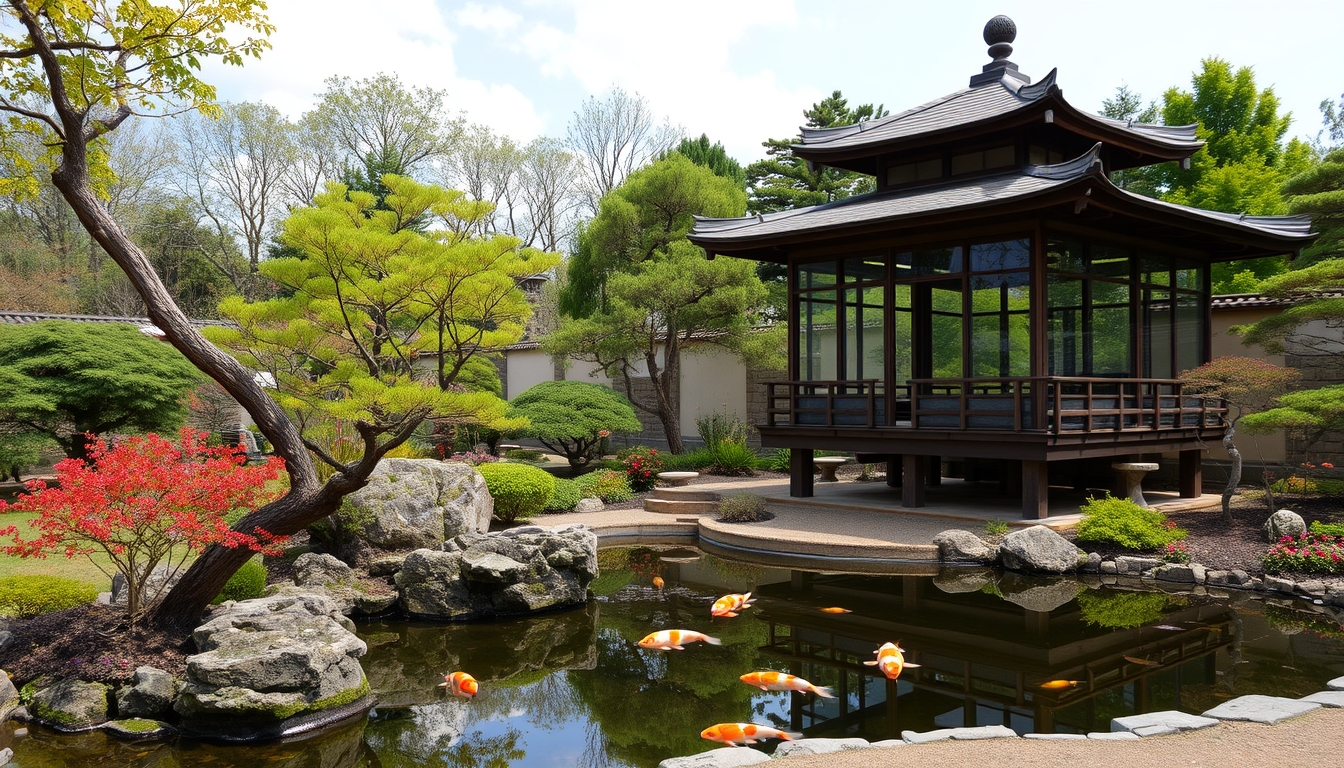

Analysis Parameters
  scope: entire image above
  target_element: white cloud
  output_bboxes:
[455,3,524,33]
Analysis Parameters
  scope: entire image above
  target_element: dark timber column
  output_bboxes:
[903,455,927,507]
[790,448,814,498]
[927,455,942,486]
[887,455,903,487]
[1179,449,1203,498]
[1022,459,1049,519]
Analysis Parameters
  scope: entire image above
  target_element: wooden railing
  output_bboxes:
[764,377,1226,434]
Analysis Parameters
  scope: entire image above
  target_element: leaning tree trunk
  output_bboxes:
[645,341,684,454]
[1221,418,1241,524]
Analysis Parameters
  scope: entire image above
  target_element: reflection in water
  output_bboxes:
[8,548,1344,767]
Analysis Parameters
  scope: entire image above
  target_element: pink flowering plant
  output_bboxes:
[1262,532,1344,574]
[621,446,663,492]
[1161,541,1191,564]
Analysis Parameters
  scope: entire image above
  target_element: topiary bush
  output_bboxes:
[479,463,557,523]
[214,557,268,604]
[0,574,99,619]
[574,469,634,503]
[543,477,583,513]
[717,493,773,523]
[1076,493,1186,550]
[507,381,642,468]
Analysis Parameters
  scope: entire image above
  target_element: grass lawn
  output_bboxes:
[0,511,197,589]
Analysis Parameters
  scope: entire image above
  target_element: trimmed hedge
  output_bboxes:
[575,469,634,503]
[1076,493,1186,550]
[0,574,99,619]
[543,477,583,513]
[479,463,557,523]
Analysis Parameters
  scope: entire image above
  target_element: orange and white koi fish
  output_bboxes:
[700,723,799,746]
[653,576,665,591]
[864,642,920,680]
[1039,680,1082,690]
[739,671,835,698]
[438,671,478,699]
[638,629,722,651]
[819,607,852,614]
[711,592,755,618]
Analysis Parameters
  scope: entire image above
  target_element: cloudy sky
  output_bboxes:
[201,0,1343,163]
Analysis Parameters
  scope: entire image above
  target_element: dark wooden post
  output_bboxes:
[1022,459,1049,519]
[903,455,926,507]
[1179,449,1203,498]
[887,455,903,487]
[927,455,942,486]
[790,448,814,498]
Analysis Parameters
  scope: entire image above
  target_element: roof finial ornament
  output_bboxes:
[970,15,1030,88]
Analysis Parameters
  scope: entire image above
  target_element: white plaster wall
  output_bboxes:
[506,349,556,400]
[679,346,749,437]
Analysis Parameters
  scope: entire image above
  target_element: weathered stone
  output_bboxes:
[932,567,996,594]
[1155,564,1206,584]
[998,575,1083,612]
[999,526,1081,574]
[1132,725,1180,737]
[1202,694,1321,724]
[1296,579,1327,597]
[575,497,604,514]
[933,530,997,564]
[1112,710,1219,734]
[774,738,870,757]
[104,718,175,740]
[352,591,400,615]
[111,566,182,606]
[1265,575,1296,593]
[657,747,771,768]
[1114,555,1163,575]
[462,551,529,584]
[1087,731,1139,740]
[30,679,110,731]
[1301,691,1344,707]
[337,459,492,553]
[1206,570,1230,586]
[1264,509,1306,542]
[293,553,355,588]
[0,670,16,723]
[174,593,369,738]
[902,725,1017,743]
[1228,569,1251,585]
[367,555,406,577]
[1099,561,1118,575]
[867,739,906,748]
[1024,733,1086,740]
[114,666,175,719]
[0,746,10,765]
[1328,675,1344,691]
[1081,552,1102,573]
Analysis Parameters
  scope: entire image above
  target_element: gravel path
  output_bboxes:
[773,708,1344,767]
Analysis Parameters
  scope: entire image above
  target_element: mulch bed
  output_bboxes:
[0,604,191,686]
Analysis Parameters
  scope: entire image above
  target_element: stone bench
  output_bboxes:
[814,456,848,482]
[1112,462,1159,507]
[657,471,699,487]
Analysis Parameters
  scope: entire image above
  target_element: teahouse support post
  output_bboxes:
[1022,459,1049,519]
[1179,449,1203,499]
[790,448,815,498]
[887,454,903,487]
[903,455,927,507]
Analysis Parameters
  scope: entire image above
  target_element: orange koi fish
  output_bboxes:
[740,671,835,698]
[653,576,665,591]
[864,642,920,680]
[700,723,799,746]
[1124,655,1160,666]
[711,592,755,618]
[438,671,478,699]
[819,607,852,614]
[1039,680,1082,690]
[638,629,722,651]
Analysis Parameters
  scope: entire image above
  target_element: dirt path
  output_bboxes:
[773,708,1344,767]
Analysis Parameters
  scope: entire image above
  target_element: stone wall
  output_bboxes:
[1285,349,1344,466]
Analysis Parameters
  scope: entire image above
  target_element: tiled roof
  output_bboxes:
[0,310,230,329]
[1211,293,1337,309]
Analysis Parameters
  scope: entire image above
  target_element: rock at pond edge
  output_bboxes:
[30,679,110,731]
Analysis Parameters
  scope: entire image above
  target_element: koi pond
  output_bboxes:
[6,546,1344,766]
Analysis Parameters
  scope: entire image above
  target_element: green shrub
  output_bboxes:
[478,463,557,523]
[984,519,1009,537]
[507,381,642,467]
[575,469,634,503]
[695,408,755,449]
[619,445,663,492]
[213,557,268,604]
[662,448,715,471]
[717,493,773,523]
[762,448,791,472]
[543,478,583,513]
[1076,494,1186,550]
[0,575,99,619]
[591,458,624,472]
[1270,475,1317,494]
[709,440,757,476]
[1076,589,1171,629]
[504,448,545,462]
[1310,520,1344,537]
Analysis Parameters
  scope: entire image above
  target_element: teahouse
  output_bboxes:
[687,16,1315,518]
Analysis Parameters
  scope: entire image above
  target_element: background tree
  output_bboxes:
[550,156,777,453]
[518,137,583,252]
[310,72,460,182]
[1099,85,1160,194]
[448,123,523,238]
[0,321,202,460]
[665,134,745,188]
[507,381,641,468]
[566,86,680,213]
[1277,148,1344,267]
[1244,385,1344,464]
[1181,356,1299,521]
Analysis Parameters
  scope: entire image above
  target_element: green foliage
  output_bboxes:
[1243,384,1344,455]
[574,469,634,504]
[1270,475,1318,495]
[478,463,556,523]
[1283,148,1344,267]
[542,477,582,513]
[213,557,267,603]
[665,135,745,187]
[0,321,203,459]
[1263,532,1344,574]
[1310,521,1344,537]
[984,519,1010,537]
[763,448,791,472]
[1076,494,1187,551]
[0,574,99,619]
[1180,357,1300,416]
[504,448,545,462]
[508,381,640,468]
[1077,589,1173,629]
[694,408,754,450]
[708,440,757,476]
[717,493,773,523]
[0,431,54,481]
[662,448,715,471]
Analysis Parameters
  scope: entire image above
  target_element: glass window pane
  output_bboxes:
[984,145,1015,169]
[1145,289,1172,378]
[1049,306,1083,376]
[1047,238,1085,273]
[887,163,916,186]
[1091,306,1131,375]
[952,152,984,174]
[970,239,1030,272]
[931,283,963,378]
[915,159,942,180]
[1176,293,1203,374]
[1090,245,1131,279]
[845,287,886,380]
[798,293,837,381]
[1092,280,1130,306]
[1048,275,1083,308]
[1175,260,1201,291]
[797,261,837,291]
[905,247,962,276]
[1142,255,1170,287]
[843,256,886,283]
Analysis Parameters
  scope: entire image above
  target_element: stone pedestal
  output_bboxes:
[814,457,847,482]
[1112,462,1159,507]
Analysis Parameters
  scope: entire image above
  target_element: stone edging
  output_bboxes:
[656,680,1344,767]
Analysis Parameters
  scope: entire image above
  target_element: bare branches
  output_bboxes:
[566,86,681,212]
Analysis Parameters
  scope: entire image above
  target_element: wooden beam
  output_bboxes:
[790,448,814,498]
[1022,459,1049,519]
[1179,449,1203,499]
[902,454,927,507]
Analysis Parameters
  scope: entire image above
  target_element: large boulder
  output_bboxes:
[115,666,176,720]
[30,679,110,731]
[999,526,1082,574]
[933,530,997,564]
[335,459,492,554]
[111,565,182,606]
[174,593,370,740]
[0,669,16,723]
[395,524,598,620]
[1264,509,1306,542]
[270,552,398,617]
[293,553,356,588]
[998,575,1084,612]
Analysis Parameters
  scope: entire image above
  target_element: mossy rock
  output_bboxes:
[104,718,175,740]
[30,679,110,731]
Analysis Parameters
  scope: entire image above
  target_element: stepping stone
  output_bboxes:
[1024,733,1086,740]
[1112,710,1219,735]
[1301,691,1344,708]
[867,740,906,748]
[1088,732,1139,740]
[1132,725,1180,737]
[658,747,770,768]
[774,738,870,757]
[1202,695,1321,724]
[902,725,1016,743]
[1327,675,1344,691]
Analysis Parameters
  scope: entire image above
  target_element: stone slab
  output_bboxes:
[902,725,1016,743]
[1088,732,1140,740]
[1202,694,1322,724]
[1112,710,1220,734]
[867,739,906,748]
[1327,675,1344,691]
[658,747,771,768]
[1301,691,1344,708]
[773,738,870,757]
[1133,725,1180,737]
[1024,733,1086,740]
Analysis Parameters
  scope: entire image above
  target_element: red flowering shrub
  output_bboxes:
[0,429,286,619]
[1161,541,1191,564]
[621,446,663,492]
[1262,532,1344,574]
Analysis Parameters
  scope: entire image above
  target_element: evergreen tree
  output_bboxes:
[666,134,746,188]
